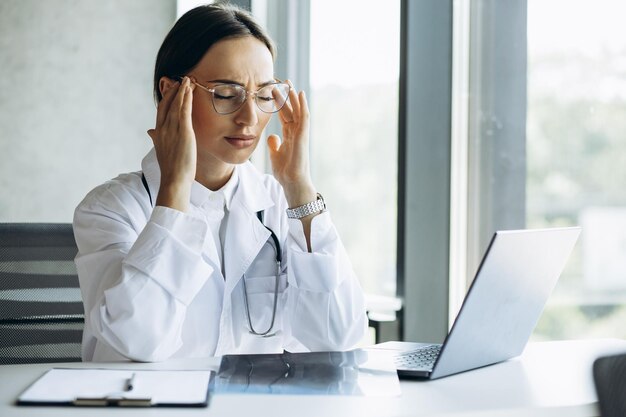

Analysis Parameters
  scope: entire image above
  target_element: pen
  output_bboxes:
[124,373,136,392]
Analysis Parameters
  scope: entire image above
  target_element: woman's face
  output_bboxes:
[188,36,275,169]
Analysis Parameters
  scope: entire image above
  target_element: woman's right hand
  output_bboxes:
[147,76,196,212]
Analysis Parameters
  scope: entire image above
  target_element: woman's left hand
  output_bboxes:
[267,80,317,208]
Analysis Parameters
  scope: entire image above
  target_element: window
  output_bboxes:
[309,0,401,297]
[527,0,626,340]
[465,0,626,341]
[267,0,626,342]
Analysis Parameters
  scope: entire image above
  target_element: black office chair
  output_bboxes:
[593,353,626,417]
[0,223,84,364]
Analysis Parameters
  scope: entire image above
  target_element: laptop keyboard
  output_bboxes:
[395,344,442,371]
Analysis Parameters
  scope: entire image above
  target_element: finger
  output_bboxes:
[299,91,310,123]
[290,91,310,146]
[279,94,294,123]
[156,79,180,129]
[166,77,190,128]
[180,81,194,131]
[286,80,301,121]
[278,105,292,125]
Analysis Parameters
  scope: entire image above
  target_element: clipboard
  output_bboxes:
[17,368,213,407]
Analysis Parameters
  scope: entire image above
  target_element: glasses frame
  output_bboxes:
[188,78,291,115]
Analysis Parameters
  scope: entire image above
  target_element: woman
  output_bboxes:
[73,3,367,362]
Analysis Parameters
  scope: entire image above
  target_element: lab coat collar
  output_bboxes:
[231,161,275,214]
[189,168,238,211]
[141,148,276,296]
[141,149,272,213]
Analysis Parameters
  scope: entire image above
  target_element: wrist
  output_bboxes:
[283,183,317,208]
[156,182,192,213]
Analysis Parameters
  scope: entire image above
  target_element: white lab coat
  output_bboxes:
[73,149,367,362]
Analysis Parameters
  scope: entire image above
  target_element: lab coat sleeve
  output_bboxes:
[74,184,213,362]
[285,211,368,351]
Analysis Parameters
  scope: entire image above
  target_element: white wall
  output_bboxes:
[0,0,176,222]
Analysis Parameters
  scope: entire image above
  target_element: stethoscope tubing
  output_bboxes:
[242,211,282,337]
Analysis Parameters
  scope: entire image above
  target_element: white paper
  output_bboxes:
[19,368,212,405]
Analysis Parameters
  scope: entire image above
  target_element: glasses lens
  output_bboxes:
[257,83,290,113]
[212,85,245,114]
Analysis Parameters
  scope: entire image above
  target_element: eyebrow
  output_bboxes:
[206,79,277,88]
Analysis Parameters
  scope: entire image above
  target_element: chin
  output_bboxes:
[229,156,253,165]
[199,140,260,166]
[222,149,257,165]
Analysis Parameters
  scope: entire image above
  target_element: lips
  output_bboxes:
[224,135,256,149]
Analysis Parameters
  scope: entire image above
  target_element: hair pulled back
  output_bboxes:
[153,3,275,103]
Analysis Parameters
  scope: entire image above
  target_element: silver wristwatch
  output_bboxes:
[286,193,326,219]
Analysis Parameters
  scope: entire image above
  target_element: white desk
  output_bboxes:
[1,339,625,417]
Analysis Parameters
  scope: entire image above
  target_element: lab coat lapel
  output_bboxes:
[140,148,160,205]
[223,163,275,296]
[141,152,275,295]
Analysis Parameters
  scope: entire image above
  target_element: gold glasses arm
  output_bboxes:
[189,80,215,94]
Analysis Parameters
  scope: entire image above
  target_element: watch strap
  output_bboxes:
[286,193,326,219]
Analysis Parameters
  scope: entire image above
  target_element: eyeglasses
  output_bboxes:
[190,80,291,115]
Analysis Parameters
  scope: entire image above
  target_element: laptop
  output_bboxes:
[370,227,581,380]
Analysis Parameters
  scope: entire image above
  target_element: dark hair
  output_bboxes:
[153,3,276,103]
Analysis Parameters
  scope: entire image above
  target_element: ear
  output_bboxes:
[159,76,179,98]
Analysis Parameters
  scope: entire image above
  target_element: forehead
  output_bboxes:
[194,36,274,85]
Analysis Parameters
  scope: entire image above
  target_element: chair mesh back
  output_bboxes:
[593,353,626,417]
[0,223,84,364]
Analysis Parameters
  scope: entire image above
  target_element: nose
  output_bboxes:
[233,93,259,126]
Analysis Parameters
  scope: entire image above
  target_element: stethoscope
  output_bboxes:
[141,174,282,337]
[241,210,282,337]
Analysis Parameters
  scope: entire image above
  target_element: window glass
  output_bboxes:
[309,0,400,297]
[528,0,626,339]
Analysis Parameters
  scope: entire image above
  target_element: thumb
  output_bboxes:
[267,134,282,171]
[267,134,281,153]
[147,129,156,143]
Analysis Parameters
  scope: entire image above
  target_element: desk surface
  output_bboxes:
[1,339,625,417]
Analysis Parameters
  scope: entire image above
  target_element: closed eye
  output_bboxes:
[213,84,243,100]
[214,93,237,100]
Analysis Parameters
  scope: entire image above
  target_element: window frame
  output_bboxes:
[397,0,453,342]
[251,0,311,174]
[466,0,528,286]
